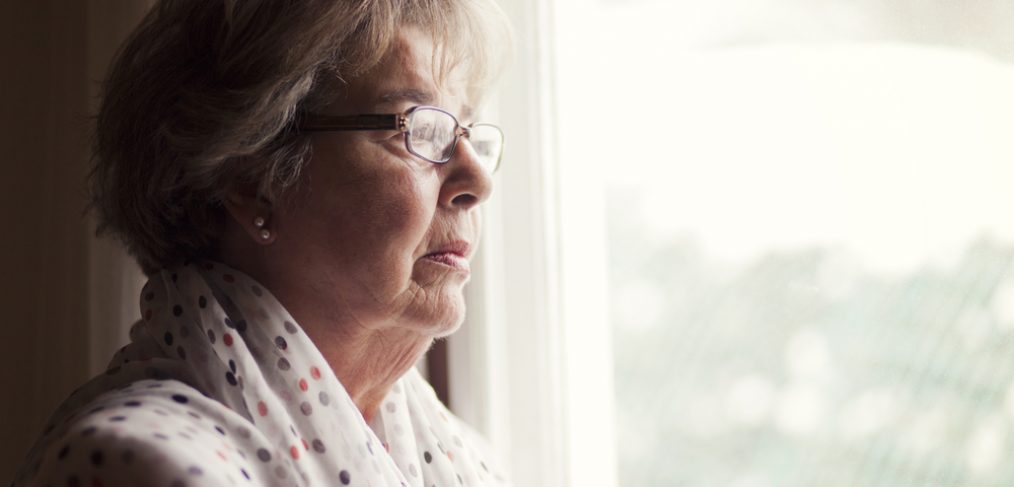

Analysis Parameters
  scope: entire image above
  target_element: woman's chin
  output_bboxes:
[410,291,467,338]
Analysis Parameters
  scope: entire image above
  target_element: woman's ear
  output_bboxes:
[223,184,277,245]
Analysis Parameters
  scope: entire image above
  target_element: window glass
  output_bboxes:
[554,1,1014,485]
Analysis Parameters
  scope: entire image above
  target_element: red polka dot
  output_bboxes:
[217,450,227,461]
[302,438,309,451]
[257,401,268,416]
[310,366,321,380]
[290,445,300,460]
[223,333,233,347]
[448,451,455,461]
[298,378,308,391]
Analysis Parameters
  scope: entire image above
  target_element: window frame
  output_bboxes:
[445,0,619,485]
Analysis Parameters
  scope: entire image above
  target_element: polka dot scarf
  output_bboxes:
[14,261,509,486]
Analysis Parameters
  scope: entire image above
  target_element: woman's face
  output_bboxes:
[265,27,492,337]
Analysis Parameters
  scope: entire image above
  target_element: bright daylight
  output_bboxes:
[553,0,1014,485]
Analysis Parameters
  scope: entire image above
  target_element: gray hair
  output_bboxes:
[91,0,510,275]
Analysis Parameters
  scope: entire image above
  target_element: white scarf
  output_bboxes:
[15,261,509,486]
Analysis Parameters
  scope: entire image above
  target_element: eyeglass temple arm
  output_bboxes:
[298,114,405,132]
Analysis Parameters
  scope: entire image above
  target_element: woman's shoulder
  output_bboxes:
[15,379,279,487]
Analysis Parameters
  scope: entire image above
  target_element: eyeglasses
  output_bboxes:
[298,105,504,173]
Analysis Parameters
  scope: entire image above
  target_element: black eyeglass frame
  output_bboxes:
[297,105,504,172]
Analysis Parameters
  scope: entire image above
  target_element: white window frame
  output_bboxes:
[446,0,619,485]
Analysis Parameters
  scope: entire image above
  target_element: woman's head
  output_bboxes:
[221,25,495,338]
[91,0,509,276]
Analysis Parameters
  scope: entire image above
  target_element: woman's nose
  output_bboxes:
[439,137,494,210]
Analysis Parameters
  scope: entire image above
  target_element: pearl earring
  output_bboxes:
[253,216,271,240]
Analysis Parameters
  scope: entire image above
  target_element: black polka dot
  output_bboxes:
[109,416,126,422]
[154,432,169,440]
[224,318,235,329]
[241,468,251,480]
[312,439,325,453]
[300,402,312,416]
[277,358,290,371]
[214,425,226,436]
[229,360,236,373]
[226,371,237,386]
[171,394,189,404]
[257,448,271,462]
[188,466,203,476]
[424,451,432,463]
[124,401,141,407]
[90,449,104,466]
[207,329,216,344]
[318,391,330,406]
[198,295,207,308]
[339,470,351,485]
[173,305,183,317]
[274,336,287,350]
[283,321,298,334]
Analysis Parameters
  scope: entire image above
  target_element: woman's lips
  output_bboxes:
[422,252,470,271]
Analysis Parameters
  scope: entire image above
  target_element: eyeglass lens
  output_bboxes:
[406,108,503,172]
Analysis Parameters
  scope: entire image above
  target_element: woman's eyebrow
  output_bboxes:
[376,88,434,107]
[376,89,475,120]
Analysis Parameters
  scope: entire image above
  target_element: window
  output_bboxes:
[453,1,1014,485]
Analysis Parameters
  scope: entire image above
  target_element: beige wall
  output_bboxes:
[0,2,149,482]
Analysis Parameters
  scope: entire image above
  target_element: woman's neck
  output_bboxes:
[216,244,434,419]
[307,324,433,420]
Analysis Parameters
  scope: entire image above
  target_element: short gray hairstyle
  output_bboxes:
[91,0,510,275]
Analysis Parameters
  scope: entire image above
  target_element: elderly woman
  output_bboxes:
[13,1,509,486]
